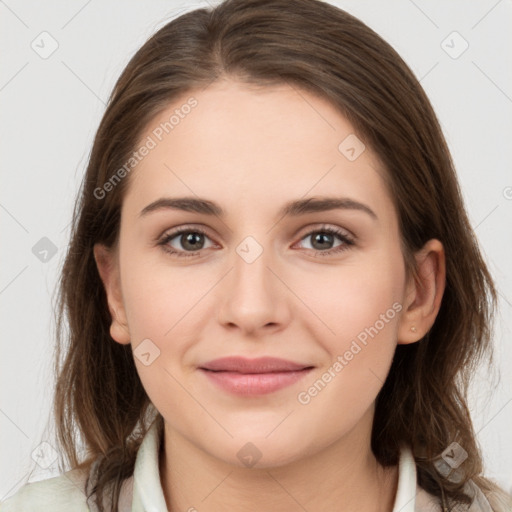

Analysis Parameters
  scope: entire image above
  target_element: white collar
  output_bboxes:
[392,444,419,512]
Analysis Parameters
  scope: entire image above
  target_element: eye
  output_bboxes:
[158,224,355,259]
[158,226,216,258]
[294,225,355,256]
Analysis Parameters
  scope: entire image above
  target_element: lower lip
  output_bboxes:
[199,368,313,396]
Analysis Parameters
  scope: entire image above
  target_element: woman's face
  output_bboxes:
[95,78,431,468]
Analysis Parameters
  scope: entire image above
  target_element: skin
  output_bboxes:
[94,78,446,512]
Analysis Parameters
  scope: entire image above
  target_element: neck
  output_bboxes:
[159,410,399,512]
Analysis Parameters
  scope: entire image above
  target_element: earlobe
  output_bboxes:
[93,243,131,345]
[397,239,446,345]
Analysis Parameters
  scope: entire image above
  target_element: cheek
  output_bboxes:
[292,249,404,428]
[119,253,214,403]
[122,263,201,420]
[295,291,401,443]
[120,249,206,342]
[297,253,403,351]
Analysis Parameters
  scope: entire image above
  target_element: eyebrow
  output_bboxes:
[138,196,378,221]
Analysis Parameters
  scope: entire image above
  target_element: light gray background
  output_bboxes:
[1,0,511,501]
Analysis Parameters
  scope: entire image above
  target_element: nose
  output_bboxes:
[216,237,291,336]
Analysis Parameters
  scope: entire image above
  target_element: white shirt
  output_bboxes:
[0,418,496,511]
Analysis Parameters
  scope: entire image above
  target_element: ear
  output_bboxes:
[397,238,446,345]
[93,243,131,345]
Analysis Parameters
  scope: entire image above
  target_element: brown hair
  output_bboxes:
[41,0,511,510]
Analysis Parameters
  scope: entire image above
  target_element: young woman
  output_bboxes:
[2,0,511,511]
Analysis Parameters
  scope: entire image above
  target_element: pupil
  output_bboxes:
[313,233,332,250]
[183,232,203,250]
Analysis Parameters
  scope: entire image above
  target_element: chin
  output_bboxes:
[212,431,313,470]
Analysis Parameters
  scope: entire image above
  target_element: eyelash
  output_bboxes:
[157,225,355,258]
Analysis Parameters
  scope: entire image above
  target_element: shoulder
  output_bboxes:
[414,479,512,512]
[0,468,90,512]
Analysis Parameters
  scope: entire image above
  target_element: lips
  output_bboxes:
[199,356,313,373]
[198,356,314,396]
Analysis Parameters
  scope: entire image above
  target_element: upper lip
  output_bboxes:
[199,356,313,373]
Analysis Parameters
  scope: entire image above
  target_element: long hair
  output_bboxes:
[44,0,511,510]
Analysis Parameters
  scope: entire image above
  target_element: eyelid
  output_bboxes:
[293,222,355,241]
[157,223,212,240]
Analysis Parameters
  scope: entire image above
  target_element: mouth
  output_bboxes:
[198,356,314,396]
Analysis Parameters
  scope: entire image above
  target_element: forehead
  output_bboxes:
[122,79,394,224]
